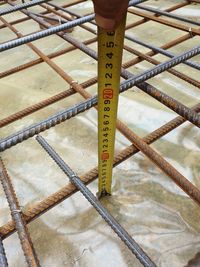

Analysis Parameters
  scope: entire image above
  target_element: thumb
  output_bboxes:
[92,0,129,30]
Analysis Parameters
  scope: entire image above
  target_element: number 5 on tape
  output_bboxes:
[98,16,126,197]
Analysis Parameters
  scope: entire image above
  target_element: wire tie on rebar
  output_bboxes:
[11,209,22,215]
[70,80,78,88]
[70,174,77,178]
[58,16,61,25]
[189,27,193,37]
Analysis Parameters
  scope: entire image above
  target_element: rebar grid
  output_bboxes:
[36,135,156,267]
[0,0,200,266]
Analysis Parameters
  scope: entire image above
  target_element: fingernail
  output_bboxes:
[95,14,116,31]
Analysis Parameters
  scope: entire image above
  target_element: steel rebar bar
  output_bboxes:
[38,3,97,34]
[1,43,200,152]
[1,102,200,240]
[1,27,199,222]
[49,4,200,71]
[3,13,183,152]
[0,10,195,79]
[0,237,8,267]
[0,13,198,207]
[0,14,94,51]
[128,8,200,35]
[0,36,97,79]
[0,159,41,267]
[23,17,200,207]
[0,0,51,16]
[29,7,200,128]
[136,4,200,26]
[120,45,200,92]
[54,31,198,137]
[58,32,200,127]
[1,30,199,129]
[0,0,147,52]
[125,34,200,71]
[0,0,86,30]
[123,44,200,89]
[36,135,157,267]
[0,1,199,263]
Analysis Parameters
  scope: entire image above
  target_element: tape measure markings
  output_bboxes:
[98,17,126,197]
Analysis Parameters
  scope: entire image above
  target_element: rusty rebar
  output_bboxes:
[128,8,200,35]
[38,103,200,206]
[1,103,200,240]
[1,3,200,218]
[116,124,200,206]
[0,7,195,79]
[0,0,87,30]
[123,45,200,89]
[26,9,200,129]
[49,2,200,71]
[0,1,197,266]
[0,14,94,52]
[1,32,198,129]
[0,77,97,128]
[123,33,195,70]
[0,16,95,97]
[26,22,200,210]
[0,36,97,79]
[1,41,200,152]
[36,135,157,267]
[1,13,165,150]
[125,34,200,71]
[2,9,197,134]
[49,1,189,23]
[0,159,41,267]
[0,0,147,52]
[136,4,200,26]
[59,32,200,128]
[55,16,200,126]
[46,3,200,71]
[39,3,96,34]
[0,16,29,30]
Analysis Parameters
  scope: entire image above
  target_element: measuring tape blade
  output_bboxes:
[98,16,126,197]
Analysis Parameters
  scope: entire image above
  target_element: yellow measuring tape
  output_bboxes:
[98,16,126,197]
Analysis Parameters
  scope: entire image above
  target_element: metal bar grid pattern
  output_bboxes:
[0,0,199,266]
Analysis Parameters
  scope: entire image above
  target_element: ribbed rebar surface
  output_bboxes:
[0,237,8,267]
[36,135,157,267]
[1,43,200,152]
[0,0,50,16]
